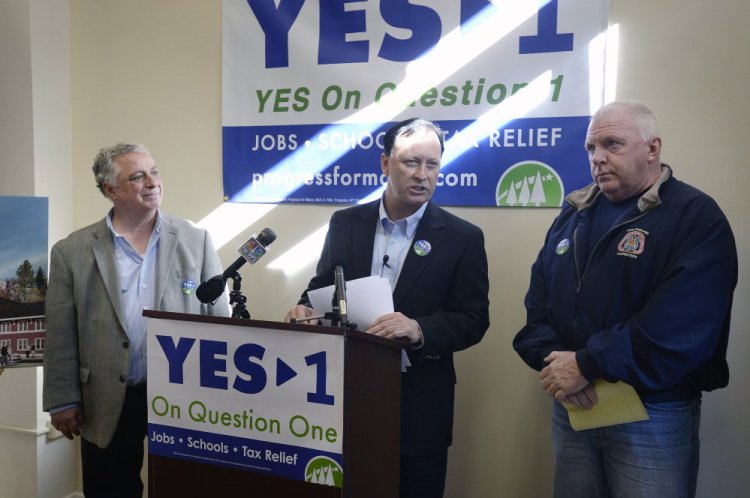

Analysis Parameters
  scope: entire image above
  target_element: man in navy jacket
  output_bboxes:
[514,101,737,498]
[286,118,490,498]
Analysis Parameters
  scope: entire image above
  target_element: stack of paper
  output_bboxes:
[563,379,649,431]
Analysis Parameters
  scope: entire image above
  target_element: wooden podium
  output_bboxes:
[145,310,405,498]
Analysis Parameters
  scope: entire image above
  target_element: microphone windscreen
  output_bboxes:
[196,276,226,303]
[257,227,276,247]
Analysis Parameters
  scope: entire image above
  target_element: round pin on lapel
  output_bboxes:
[555,238,570,255]
[181,279,195,295]
[413,240,431,256]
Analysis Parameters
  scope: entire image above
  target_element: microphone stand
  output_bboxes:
[330,266,357,331]
[329,288,341,327]
[290,267,357,330]
[227,271,250,319]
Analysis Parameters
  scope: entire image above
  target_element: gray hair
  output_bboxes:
[594,100,660,142]
[92,143,151,197]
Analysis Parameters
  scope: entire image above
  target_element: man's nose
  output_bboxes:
[590,147,607,165]
[144,172,159,186]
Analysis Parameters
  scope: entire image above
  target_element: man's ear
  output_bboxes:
[102,182,116,200]
[647,137,662,161]
[381,152,390,177]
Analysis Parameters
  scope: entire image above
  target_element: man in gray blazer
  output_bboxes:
[43,143,230,498]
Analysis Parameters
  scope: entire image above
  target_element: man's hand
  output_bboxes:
[368,312,421,344]
[560,383,598,409]
[541,351,590,401]
[51,406,82,440]
[284,305,318,323]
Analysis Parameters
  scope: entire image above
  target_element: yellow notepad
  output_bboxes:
[563,379,649,431]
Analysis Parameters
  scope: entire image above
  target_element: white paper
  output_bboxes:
[308,275,394,331]
[307,275,411,371]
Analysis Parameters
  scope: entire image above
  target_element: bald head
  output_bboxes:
[585,101,663,202]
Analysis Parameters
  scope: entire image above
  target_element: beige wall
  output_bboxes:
[0,0,34,198]
[64,1,750,496]
[0,1,77,496]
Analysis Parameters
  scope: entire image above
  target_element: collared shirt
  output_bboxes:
[107,209,161,385]
[370,200,428,290]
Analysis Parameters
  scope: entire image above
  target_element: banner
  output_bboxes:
[147,317,346,487]
[222,0,610,206]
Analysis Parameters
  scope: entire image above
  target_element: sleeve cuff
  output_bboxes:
[410,319,424,350]
[48,402,81,415]
[575,349,600,381]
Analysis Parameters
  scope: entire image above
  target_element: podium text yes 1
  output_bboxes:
[145,310,403,497]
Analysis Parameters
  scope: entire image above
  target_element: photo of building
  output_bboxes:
[0,196,48,368]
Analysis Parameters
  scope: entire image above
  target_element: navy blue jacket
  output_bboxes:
[514,165,737,401]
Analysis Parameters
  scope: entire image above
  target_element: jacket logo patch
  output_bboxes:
[617,229,648,258]
[555,238,570,255]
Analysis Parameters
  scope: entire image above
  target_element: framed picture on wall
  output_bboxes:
[0,196,48,368]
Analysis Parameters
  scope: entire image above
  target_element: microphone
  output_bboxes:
[382,255,390,268]
[196,227,277,304]
[333,264,348,326]
[223,227,276,278]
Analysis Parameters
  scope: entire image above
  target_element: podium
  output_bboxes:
[144,310,405,498]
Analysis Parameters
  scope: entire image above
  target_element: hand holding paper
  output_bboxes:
[562,379,649,431]
[307,275,394,330]
[307,275,411,371]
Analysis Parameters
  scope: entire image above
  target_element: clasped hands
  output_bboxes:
[540,351,598,409]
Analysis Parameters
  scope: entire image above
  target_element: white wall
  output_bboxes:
[2,0,747,496]
[0,1,77,497]
[0,0,35,197]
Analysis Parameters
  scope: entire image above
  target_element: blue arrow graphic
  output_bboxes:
[276,358,297,386]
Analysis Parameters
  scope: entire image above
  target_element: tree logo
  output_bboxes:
[496,161,564,207]
[305,456,343,488]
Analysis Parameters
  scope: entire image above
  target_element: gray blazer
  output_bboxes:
[43,214,230,447]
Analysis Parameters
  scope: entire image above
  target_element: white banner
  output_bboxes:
[147,317,345,486]
[222,0,610,206]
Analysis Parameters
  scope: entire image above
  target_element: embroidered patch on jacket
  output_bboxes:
[616,229,648,258]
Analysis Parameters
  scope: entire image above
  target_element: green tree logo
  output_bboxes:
[496,161,564,207]
[305,456,343,488]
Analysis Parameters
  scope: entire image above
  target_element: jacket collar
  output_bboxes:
[565,164,673,212]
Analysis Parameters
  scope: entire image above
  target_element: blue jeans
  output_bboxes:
[551,398,701,498]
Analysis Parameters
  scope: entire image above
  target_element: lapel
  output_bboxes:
[392,202,447,308]
[155,215,179,307]
[349,201,379,280]
[90,219,128,334]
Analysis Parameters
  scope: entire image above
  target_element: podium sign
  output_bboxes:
[147,315,345,487]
